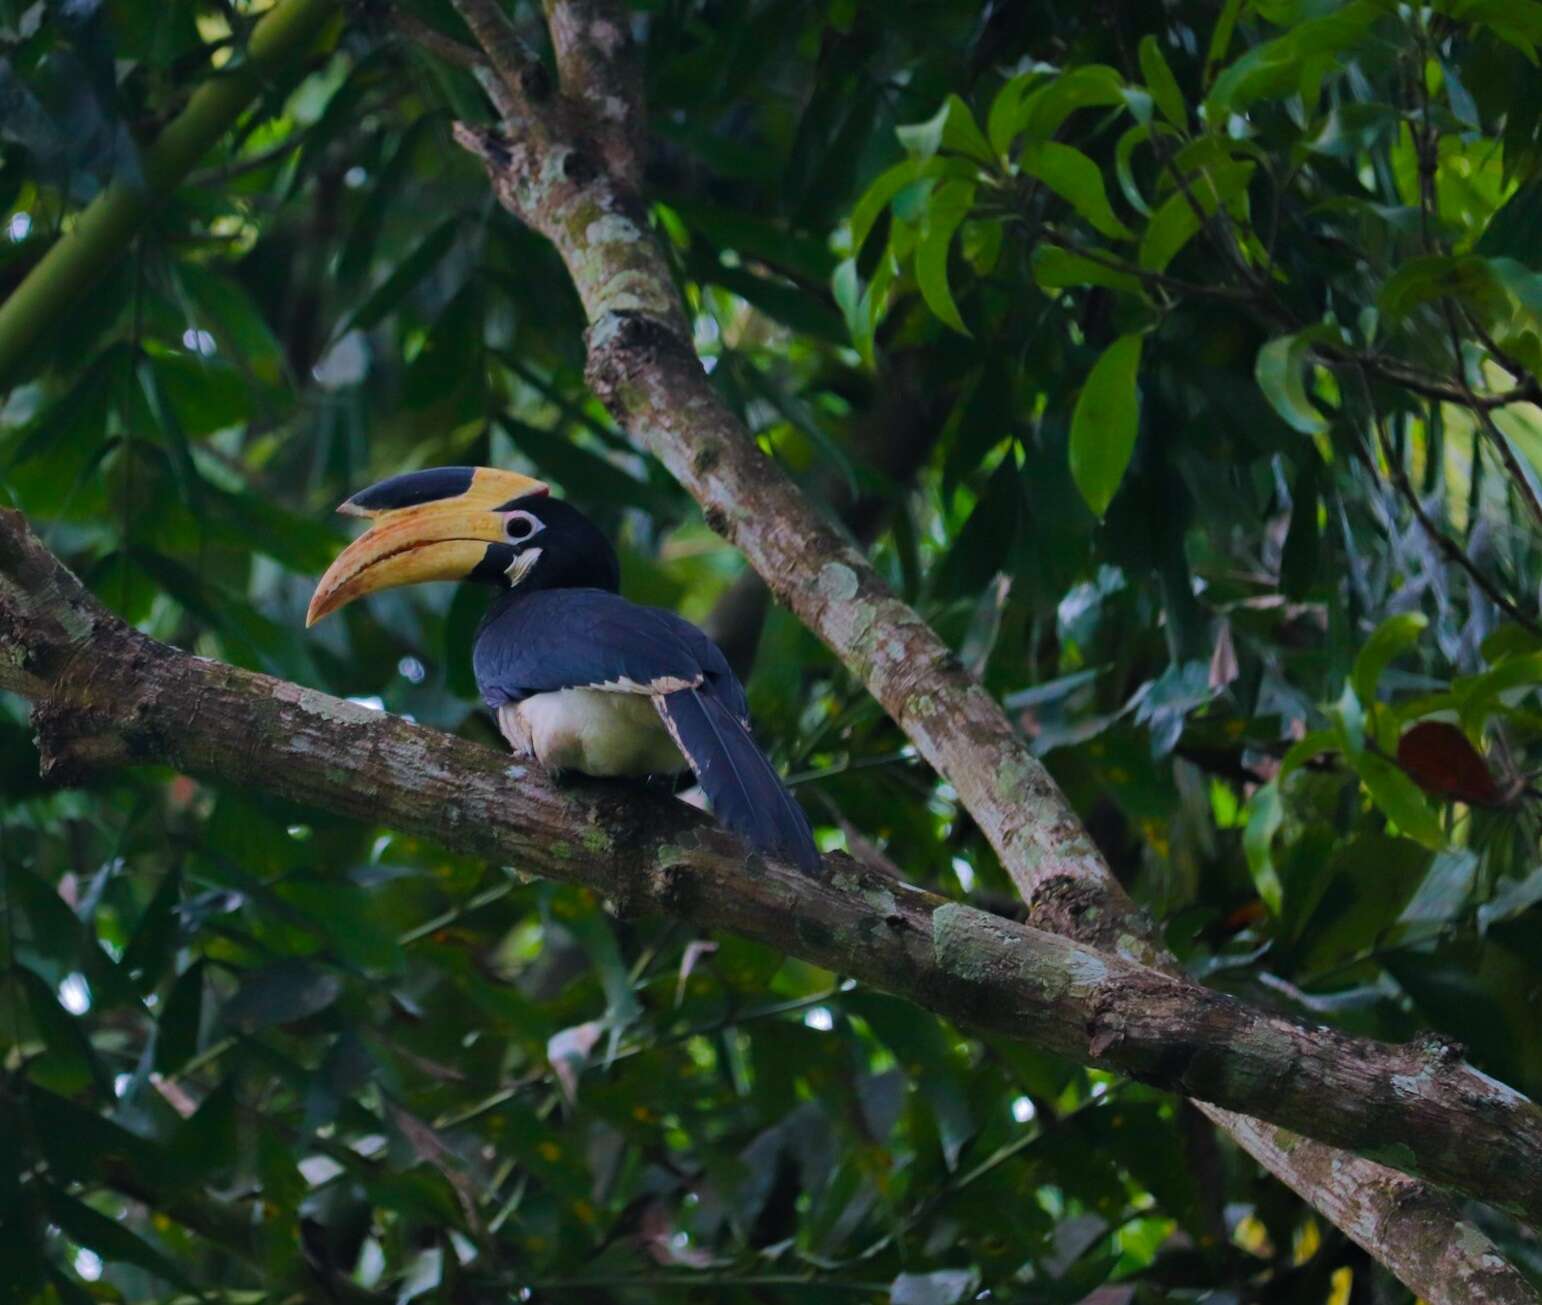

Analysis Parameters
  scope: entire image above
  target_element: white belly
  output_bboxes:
[498,690,687,777]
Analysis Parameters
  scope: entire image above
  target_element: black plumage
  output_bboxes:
[469,499,820,872]
[473,587,818,871]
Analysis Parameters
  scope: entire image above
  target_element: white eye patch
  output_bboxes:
[504,510,545,543]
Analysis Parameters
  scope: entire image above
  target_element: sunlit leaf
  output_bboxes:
[1350,750,1445,849]
[1031,245,1143,295]
[1353,612,1429,705]
[1138,160,1254,271]
[1138,35,1187,129]
[1020,141,1134,240]
[1255,331,1329,434]
[1069,333,1144,516]
[914,179,977,335]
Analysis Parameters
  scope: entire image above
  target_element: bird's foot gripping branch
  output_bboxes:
[4,505,1542,1235]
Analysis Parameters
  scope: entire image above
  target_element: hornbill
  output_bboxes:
[306,466,821,872]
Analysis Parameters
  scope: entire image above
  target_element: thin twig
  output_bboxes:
[388,8,485,70]
[1476,400,1542,532]
[1356,367,1541,633]
[1340,350,1542,411]
[448,0,550,106]
[186,129,311,186]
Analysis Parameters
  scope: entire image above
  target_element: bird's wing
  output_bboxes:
[474,588,815,869]
[473,588,741,713]
[655,689,821,872]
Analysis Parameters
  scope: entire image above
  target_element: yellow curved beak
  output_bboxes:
[306,467,547,627]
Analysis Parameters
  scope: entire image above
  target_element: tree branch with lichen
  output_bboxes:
[407,6,1542,1301]
[4,505,1542,1255]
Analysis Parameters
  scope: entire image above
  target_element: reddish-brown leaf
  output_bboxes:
[1220,899,1268,935]
[1395,721,1506,807]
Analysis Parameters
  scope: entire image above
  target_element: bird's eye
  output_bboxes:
[505,511,542,543]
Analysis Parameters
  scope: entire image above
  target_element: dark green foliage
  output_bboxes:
[4,0,1542,1300]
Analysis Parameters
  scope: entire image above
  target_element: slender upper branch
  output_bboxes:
[542,0,644,189]
[420,11,1542,1302]
[447,0,551,110]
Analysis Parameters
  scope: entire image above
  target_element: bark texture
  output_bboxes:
[4,508,1542,1244]
[0,0,1530,1293]
[426,5,1541,1301]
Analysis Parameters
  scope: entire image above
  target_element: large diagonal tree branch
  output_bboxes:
[0,0,1526,1293]
[429,4,1539,1301]
[4,507,1542,1255]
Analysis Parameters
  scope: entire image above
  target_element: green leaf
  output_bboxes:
[1069,333,1144,517]
[915,179,977,336]
[43,1186,201,1293]
[1350,750,1445,849]
[136,357,202,512]
[897,99,950,159]
[896,95,994,165]
[27,1085,161,1185]
[961,218,1004,275]
[1020,64,1127,140]
[849,159,927,254]
[335,115,442,288]
[156,962,206,1075]
[339,216,462,336]
[1205,0,1245,81]
[1353,612,1429,705]
[1020,141,1134,240]
[1138,160,1254,272]
[847,156,975,256]
[1457,651,1542,733]
[1206,2,1382,118]
[1478,866,1542,933]
[1244,783,1285,914]
[1477,178,1542,261]
[832,256,863,337]
[1255,331,1328,434]
[1139,35,1187,129]
[1488,256,1542,327]
[150,352,252,436]
[1380,254,1508,324]
[987,71,1042,156]
[938,93,996,165]
[177,263,287,387]
[1031,245,1144,296]
[1115,123,1157,217]
[1306,102,1401,157]
[1278,729,1341,782]
[119,867,183,993]
[1206,41,1302,118]
[9,968,107,1096]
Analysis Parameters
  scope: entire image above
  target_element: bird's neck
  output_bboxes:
[478,576,615,632]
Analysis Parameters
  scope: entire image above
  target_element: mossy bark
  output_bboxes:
[438,6,1541,1300]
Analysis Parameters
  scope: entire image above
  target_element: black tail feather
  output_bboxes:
[657,689,821,873]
